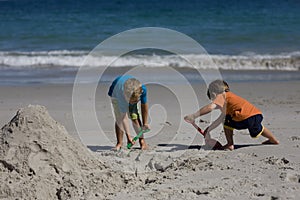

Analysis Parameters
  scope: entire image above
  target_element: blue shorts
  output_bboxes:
[224,114,264,138]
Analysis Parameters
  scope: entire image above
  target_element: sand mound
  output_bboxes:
[0,105,117,199]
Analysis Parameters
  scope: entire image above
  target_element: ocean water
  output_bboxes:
[0,0,300,84]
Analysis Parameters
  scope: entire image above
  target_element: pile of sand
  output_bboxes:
[0,105,141,199]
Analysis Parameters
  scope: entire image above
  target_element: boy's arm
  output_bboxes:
[184,103,217,123]
[141,103,150,129]
[205,113,225,134]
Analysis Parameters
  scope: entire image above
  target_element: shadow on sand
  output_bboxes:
[234,143,262,150]
[88,143,264,152]
[157,143,202,152]
[157,143,264,152]
[87,145,114,152]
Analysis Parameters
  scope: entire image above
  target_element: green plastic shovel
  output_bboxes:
[127,129,150,149]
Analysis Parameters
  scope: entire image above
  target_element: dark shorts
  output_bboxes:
[224,114,264,138]
[128,103,140,120]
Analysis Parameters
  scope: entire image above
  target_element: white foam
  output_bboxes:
[0,50,299,71]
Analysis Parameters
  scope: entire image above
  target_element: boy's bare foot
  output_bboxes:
[222,144,234,151]
[141,145,149,150]
[139,138,148,150]
[262,139,279,145]
[261,127,279,145]
[112,144,122,151]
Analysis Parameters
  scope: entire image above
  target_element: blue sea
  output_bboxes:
[0,0,300,85]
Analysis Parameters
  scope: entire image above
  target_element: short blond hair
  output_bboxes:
[207,80,230,99]
[124,78,142,101]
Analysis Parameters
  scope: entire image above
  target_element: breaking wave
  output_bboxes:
[0,50,299,71]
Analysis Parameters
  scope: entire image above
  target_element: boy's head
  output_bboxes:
[207,80,230,100]
[124,78,142,104]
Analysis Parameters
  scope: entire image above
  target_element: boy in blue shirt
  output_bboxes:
[108,75,150,150]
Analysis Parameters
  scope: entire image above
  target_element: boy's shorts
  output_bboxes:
[224,114,264,138]
[111,98,140,120]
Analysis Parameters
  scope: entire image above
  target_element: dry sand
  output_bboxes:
[0,81,299,199]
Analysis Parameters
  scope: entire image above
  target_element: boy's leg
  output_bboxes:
[131,118,148,150]
[139,138,148,150]
[247,115,279,145]
[111,98,125,150]
[130,104,148,150]
[131,118,141,133]
[115,122,123,150]
[115,114,133,149]
[223,115,235,150]
[223,127,234,150]
[261,127,279,144]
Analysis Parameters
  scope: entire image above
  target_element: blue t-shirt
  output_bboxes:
[108,75,147,113]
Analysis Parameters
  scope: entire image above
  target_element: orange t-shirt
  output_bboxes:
[213,91,262,121]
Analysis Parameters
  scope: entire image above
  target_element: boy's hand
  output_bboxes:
[204,127,211,139]
[142,124,150,130]
[127,137,136,146]
[184,114,195,124]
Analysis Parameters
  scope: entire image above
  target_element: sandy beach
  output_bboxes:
[0,78,299,199]
[2,0,300,199]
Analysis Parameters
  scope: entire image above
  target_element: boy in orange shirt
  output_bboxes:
[184,80,279,150]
